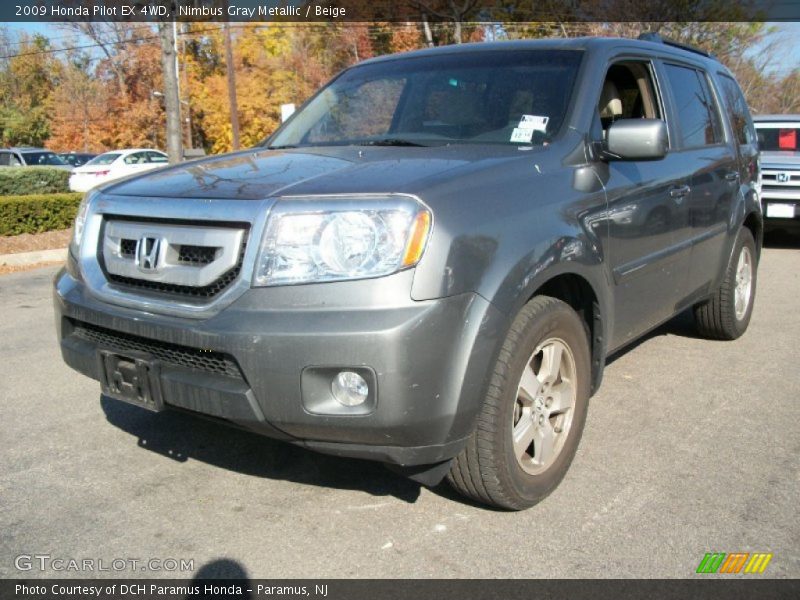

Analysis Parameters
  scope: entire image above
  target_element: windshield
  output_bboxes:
[86,153,121,166]
[268,49,583,149]
[756,125,800,151]
[22,152,67,166]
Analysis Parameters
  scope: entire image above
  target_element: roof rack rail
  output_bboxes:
[637,32,715,60]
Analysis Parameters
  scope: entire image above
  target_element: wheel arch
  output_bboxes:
[743,210,763,261]
[526,271,606,395]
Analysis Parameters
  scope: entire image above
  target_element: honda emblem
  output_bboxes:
[776,172,791,183]
[136,236,162,272]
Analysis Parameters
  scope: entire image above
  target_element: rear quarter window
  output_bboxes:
[716,73,756,146]
[146,152,168,163]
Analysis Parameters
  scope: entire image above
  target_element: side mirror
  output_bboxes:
[605,119,668,161]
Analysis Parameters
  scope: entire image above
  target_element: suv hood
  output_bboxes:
[101,145,540,200]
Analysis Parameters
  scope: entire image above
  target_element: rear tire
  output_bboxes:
[447,296,591,510]
[694,227,757,340]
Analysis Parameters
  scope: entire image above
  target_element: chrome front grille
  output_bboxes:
[177,244,218,266]
[118,239,218,266]
[100,219,249,300]
[105,240,246,299]
[761,168,800,199]
[763,173,798,183]
[78,194,273,318]
[119,239,137,258]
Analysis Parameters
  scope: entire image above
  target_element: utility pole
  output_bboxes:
[181,21,193,149]
[422,13,435,47]
[223,21,241,151]
[158,21,183,163]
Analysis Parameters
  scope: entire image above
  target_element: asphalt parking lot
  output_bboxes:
[1,235,798,580]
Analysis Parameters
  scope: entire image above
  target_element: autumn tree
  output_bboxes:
[770,69,799,114]
[0,33,61,146]
[189,24,325,152]
[186,23,386,153]
[46,25,166,151]
[47,53,106,152]
[58,22,155,100]
[4,15,794,156]
[389,23,426,53]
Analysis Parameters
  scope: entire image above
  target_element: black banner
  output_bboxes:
[2,0,800,23]
[3,579,800,600]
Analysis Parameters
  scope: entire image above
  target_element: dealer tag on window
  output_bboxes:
[510,115,549,142]
[510,127,535,143]
[519,114,549,132]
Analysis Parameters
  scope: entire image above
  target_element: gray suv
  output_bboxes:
[55,36,761,510]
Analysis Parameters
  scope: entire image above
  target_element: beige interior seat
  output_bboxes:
[599,80,623,120]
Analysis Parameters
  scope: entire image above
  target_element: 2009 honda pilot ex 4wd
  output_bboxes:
[54,36,762,510]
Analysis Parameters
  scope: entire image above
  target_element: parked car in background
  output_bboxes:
[59,152,97,168]
[68,149,168,192]
[754,114,800,232]
[0,147,72,170]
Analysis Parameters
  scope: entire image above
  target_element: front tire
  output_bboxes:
[694,227,757,340]
[447,296,591,510]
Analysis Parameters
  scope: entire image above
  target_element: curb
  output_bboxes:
[0,247,67,267]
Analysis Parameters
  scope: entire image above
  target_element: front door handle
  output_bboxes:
[725,171,739,181]
[669,185,691,199]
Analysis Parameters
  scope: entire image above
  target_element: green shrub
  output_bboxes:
[0,167,71,195]
[0,193,83,236]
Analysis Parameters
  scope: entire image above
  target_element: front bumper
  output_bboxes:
[54,267,506,466]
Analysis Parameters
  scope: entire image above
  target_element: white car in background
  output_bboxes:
[69,149,168,192]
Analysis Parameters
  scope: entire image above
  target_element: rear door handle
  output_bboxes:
[725,172,739,181]
[669,185,691,198]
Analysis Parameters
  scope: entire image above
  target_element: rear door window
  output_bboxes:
[664,64,724,148]
[87,153,120,166]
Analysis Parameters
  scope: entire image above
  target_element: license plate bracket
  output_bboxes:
[99,351,164,412]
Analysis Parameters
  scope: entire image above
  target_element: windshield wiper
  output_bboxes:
[357,138,427,147]
[266,144,299,150]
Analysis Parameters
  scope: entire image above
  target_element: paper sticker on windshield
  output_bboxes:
[510,127,535,143]
[519,114,549,132]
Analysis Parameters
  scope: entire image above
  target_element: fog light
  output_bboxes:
[331,371,369,407]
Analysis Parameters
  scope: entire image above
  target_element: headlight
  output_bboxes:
[254,195,431,286]
[70,190,96,255]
